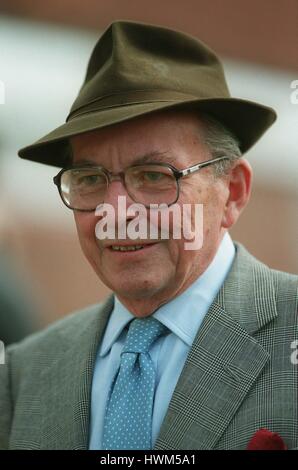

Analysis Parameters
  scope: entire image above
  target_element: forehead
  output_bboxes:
[70,110,208,166]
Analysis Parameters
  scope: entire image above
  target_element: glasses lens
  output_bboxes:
[125,165,178,206]
[60,168,107,210]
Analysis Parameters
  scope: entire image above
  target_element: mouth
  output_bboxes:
[107,242,159,254]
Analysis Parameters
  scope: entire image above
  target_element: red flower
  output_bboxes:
[247,428,287,450]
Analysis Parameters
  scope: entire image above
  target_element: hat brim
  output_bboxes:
[18,97,277,168]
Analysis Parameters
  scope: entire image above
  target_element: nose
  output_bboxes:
[103,179,135,212]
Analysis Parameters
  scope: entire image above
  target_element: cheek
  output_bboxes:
[176,184,205,234]
[167,236,192,271]
[177,182,224,251]
[74,213,98,248]
[178,180,206,218]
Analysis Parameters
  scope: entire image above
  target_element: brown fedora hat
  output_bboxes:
[18,20,277,168]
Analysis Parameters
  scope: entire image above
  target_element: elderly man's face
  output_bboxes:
[71,111,247,317]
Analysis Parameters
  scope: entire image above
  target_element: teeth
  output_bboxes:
[111,245,145,252]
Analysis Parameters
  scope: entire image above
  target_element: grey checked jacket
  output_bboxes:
[0,242,297,450]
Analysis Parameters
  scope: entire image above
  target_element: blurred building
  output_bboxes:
[0,0,297,327]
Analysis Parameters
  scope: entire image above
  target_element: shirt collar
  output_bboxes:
[99,298,134,357]
[99,232,235,356]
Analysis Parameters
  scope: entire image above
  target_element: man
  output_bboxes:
[0,20,297,450]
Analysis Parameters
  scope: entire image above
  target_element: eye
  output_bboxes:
[143,171,165,182]
[127,165,175,191]
[72,172,105,187]
[80,174,102,185]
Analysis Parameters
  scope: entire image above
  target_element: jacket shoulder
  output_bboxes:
[227,242,297,330]
[234,242,297,297]
[8,302,103,354]
[5,302,108,386]
[270,266,298,287]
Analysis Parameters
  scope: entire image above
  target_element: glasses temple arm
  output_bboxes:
[178,156,230,177]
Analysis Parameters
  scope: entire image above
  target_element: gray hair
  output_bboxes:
[199,113,242,178]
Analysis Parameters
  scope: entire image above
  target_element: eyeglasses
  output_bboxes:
[53,156,230,211]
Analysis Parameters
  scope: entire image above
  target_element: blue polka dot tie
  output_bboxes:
[102,316,168,450]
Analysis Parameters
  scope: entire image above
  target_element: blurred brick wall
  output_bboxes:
[1,0,298,71]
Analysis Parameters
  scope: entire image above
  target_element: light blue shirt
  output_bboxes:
[89,232,235,449]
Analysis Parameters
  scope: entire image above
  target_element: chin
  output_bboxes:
[110,276,167,300]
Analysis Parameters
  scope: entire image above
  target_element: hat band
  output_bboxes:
[66,89,211,121]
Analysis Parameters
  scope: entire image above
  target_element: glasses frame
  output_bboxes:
[53,155,230,211]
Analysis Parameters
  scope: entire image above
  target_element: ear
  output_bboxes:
[221,158,253,229]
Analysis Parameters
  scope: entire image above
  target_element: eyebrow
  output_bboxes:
[71,151,178,168]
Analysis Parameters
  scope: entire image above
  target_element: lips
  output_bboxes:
[110,244,146,252]
[106,242,158,253]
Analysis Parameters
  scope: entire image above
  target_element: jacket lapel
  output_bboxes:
[154,242,278,450]
[40,295,114,450]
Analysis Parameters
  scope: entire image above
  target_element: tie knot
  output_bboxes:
[122,316,167,354]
